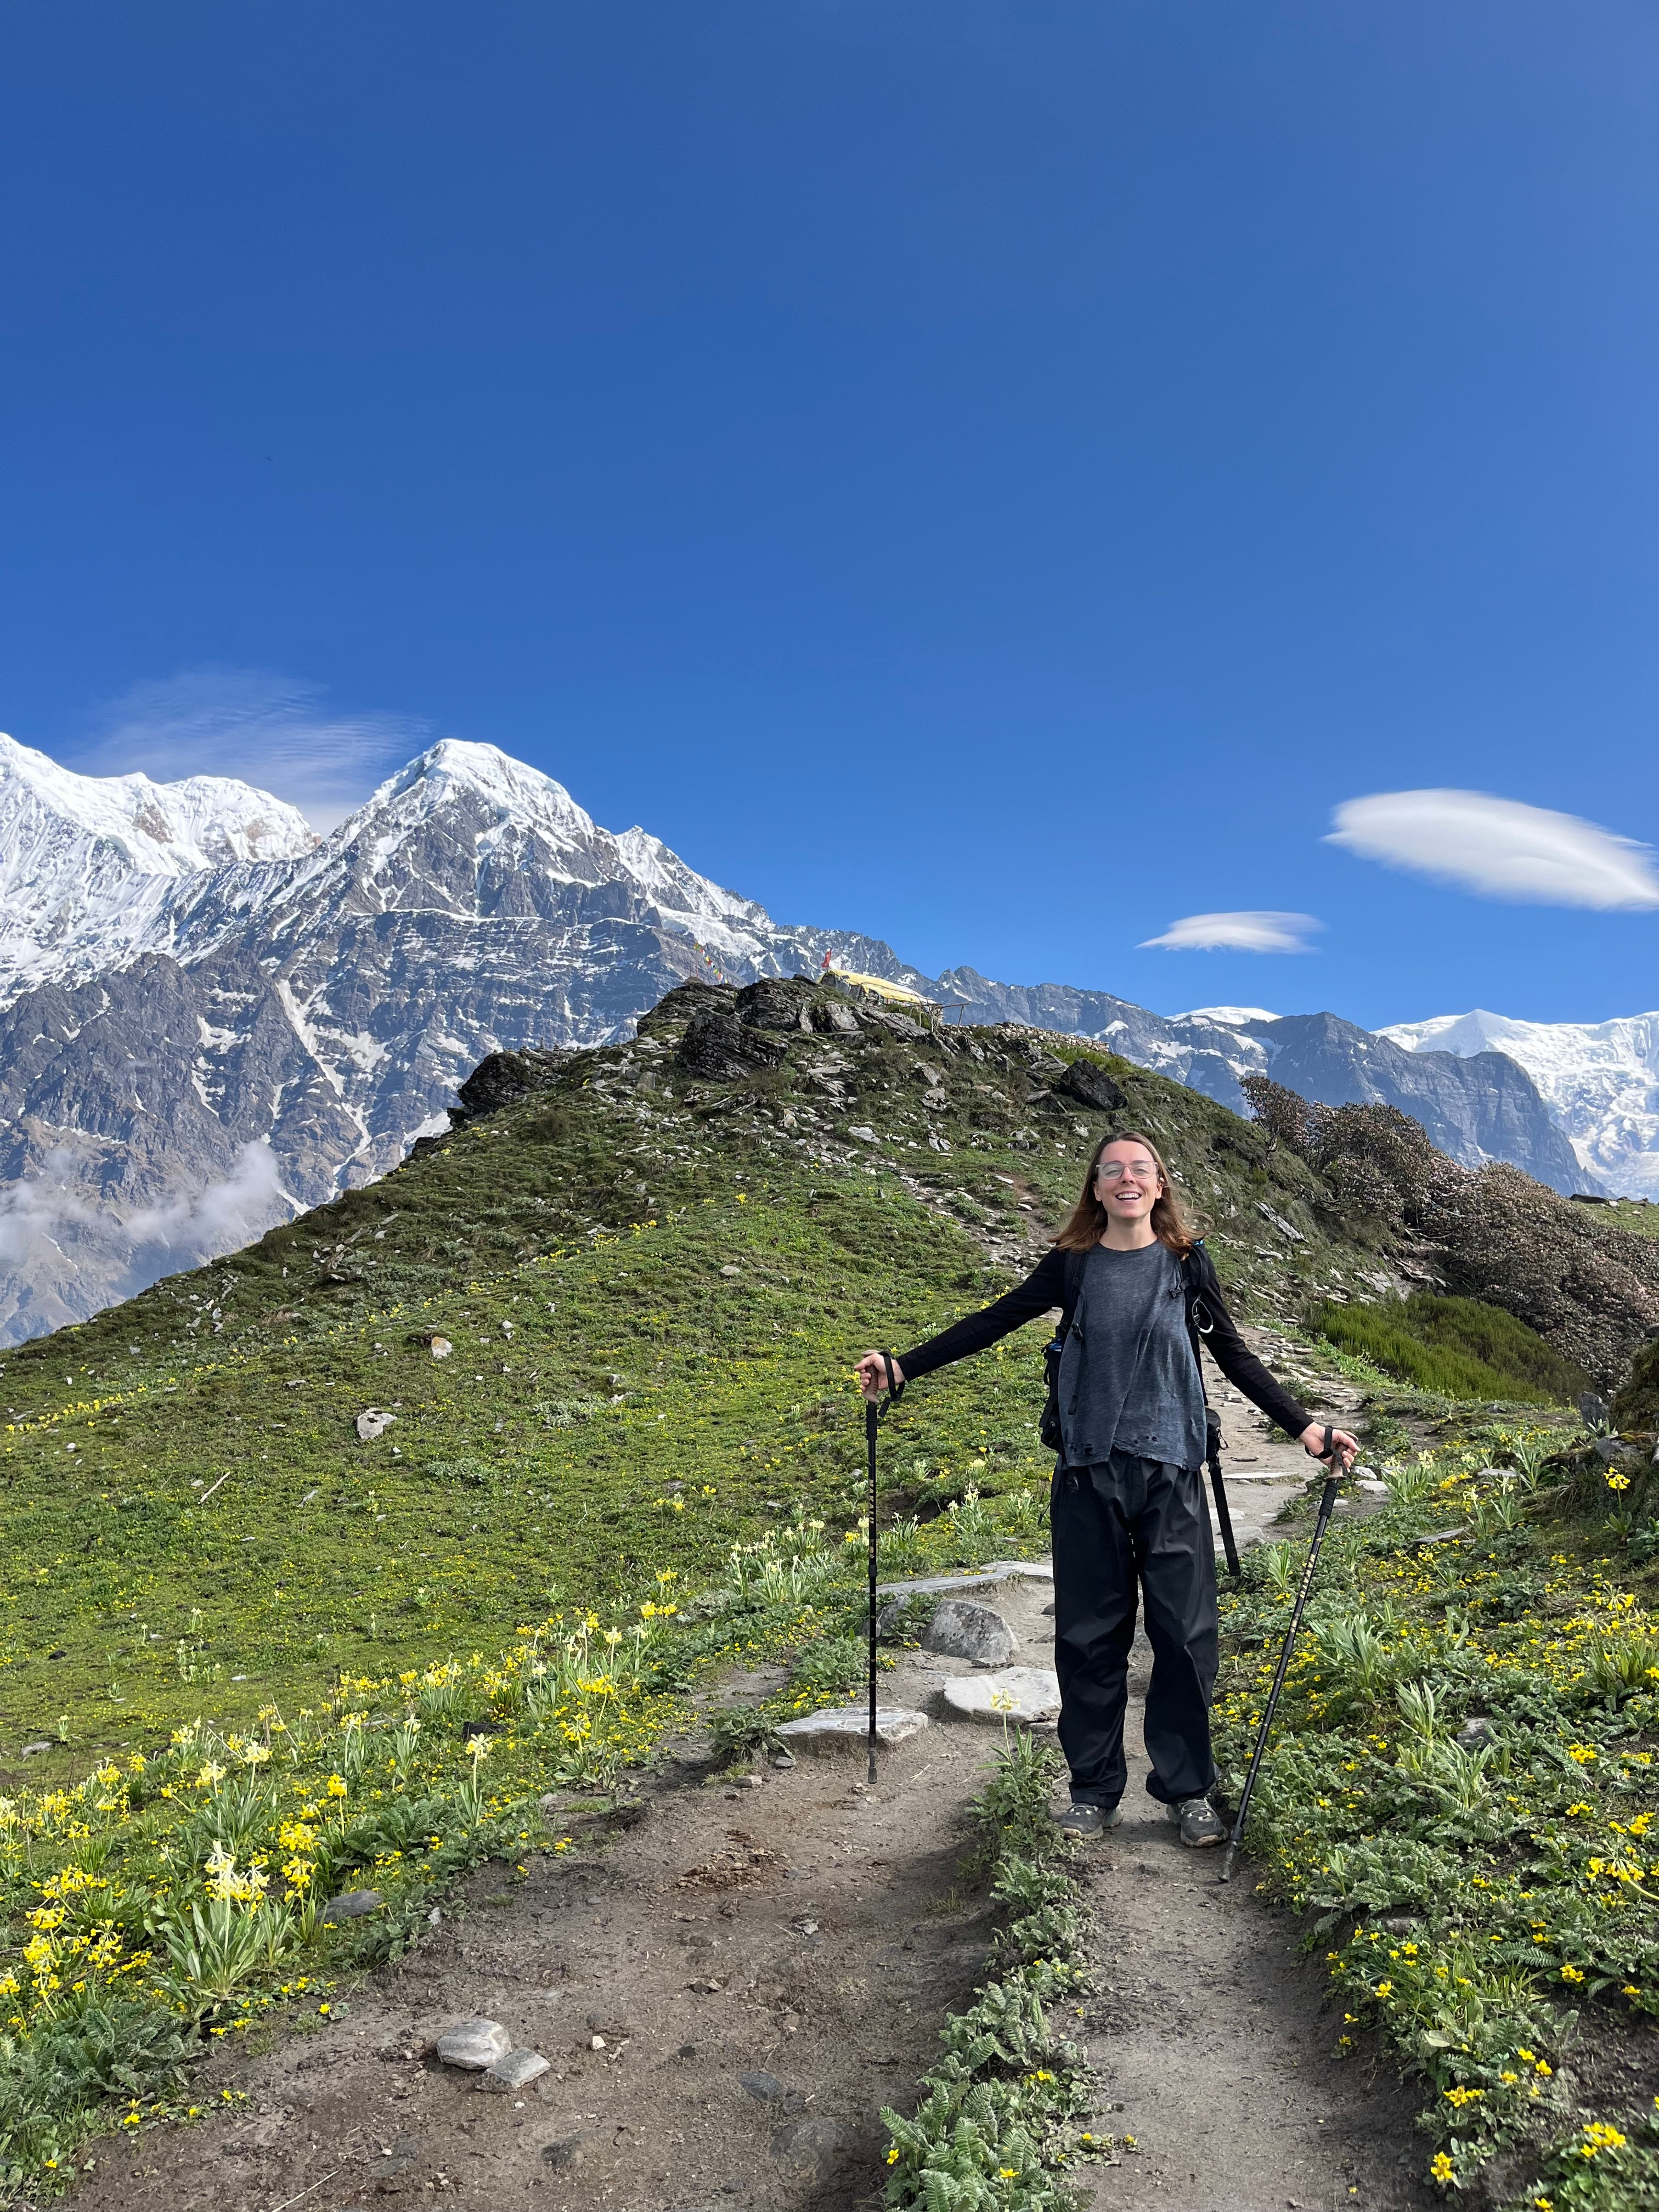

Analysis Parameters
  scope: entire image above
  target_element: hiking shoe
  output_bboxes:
[1056,1802,1122,1841]
[1166,1796,1226,1848]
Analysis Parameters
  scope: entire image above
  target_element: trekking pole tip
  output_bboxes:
[1218,1841,1237,1886]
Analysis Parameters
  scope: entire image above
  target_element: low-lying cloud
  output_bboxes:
[1328,789,1659,910]
[72,665,428,833]
[0,1143,291,1346]
[1138,911,1323,953]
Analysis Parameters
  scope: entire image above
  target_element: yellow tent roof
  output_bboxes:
[827,964,935,1008]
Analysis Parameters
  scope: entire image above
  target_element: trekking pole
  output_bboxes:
[1219,1427,1346,1886]
[862,1354,904,1785]
[1206,1409,1240,1578]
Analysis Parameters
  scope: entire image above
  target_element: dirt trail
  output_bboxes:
[71,1339,1430,2212]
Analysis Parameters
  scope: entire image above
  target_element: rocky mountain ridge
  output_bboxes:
[0,731,1624,1340]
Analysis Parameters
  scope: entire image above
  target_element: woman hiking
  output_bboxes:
[856,1132,1356,1846]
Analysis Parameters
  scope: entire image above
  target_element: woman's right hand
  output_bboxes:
[855,1351,906,1401]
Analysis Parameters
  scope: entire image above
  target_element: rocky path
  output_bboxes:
[71,1335,1427,2212]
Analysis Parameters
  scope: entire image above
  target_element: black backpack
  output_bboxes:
[1038,1241,1217,1455]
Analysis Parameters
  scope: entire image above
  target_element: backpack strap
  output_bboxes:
[1058,1246,1086,1338]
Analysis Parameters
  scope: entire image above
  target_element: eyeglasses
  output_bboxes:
[1094,1160,1160,1183]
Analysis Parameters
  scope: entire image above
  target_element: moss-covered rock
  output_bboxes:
[1611,1333,1659,1434]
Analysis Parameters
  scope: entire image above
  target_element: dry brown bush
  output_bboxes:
[1242,1080,1659,1389]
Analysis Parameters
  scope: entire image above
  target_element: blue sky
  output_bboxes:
[2,1,1656,1027]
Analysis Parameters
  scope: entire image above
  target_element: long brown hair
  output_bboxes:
[1053,1130,1198,1256]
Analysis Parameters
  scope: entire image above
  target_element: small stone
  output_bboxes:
[1454,1717,1497,1752]
[478,2047,550,2092]
[356,1408,396,1442]
[772,2116,852,2175]
[720,1265,741,1278]
[922,1598,1017,1667]
[541,2137,585,2171]
[436,2017,512,2071]
[848,1125,878,1143]
[938,1666,1062,1728]
[427,1907,443,1926]
[737,1773,763,1790]
[585,2011,632,2039]
[771,1752,795,1769]
[739,2069,788,2101]
[589,2034,607,2050]
[20,1742,53,1757]
[321,1888,381,1921]
[776,1706,929,1756]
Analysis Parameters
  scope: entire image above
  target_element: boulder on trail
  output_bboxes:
[921,1598,1017,1667]
[676,1010,788,1080]
[454,1046,571,1124]
[776,1705,929,1754]
[938,1666,1061,1726]
[1056,1057,1126,1113]
[735,977,816,1032]
[436,2017,513,2070]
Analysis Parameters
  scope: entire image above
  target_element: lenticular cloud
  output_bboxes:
[1138,911,1322,953]
[1328,790,1659,911]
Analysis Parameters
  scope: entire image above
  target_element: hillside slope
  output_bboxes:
[0,976,1400,1776]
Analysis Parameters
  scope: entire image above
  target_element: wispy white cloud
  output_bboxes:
[1139,911,1323,953]
[70,666,428,832]
[1328,789,1659,911]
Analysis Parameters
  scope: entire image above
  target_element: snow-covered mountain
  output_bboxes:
[0,729,1624,1342]
[0,732,317,1005]
[0,737,921,1340]
[1379,1009,1659,1200]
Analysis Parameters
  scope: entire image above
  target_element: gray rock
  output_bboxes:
[585,2010,633,2039]
[321,1888,381,1921]
[356,1408,396,1442]
[921,1598,1016,1668]
[770,1752,795,1769]
[20,1741,53,1757]
[436,2017,512,2070]
[739,2069,788,2101]
[938,1666,1062,1727]
[1055,1058,1125,1113]
[1578,1391,1612,1432]
[1454,1717,1497,1751]
[776,1706,929,1755]
[772,2116,854,2176]
[478,2047,550,2092]
[541,2137,586,2171]
[875,1560,1052,1601]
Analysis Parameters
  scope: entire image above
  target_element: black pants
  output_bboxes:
[1051,1453,1218,1807]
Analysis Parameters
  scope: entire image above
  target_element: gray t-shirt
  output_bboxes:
[1056,1242,1207,1471]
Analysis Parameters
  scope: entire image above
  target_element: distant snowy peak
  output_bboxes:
[0,731,317,1005]
[1173,1006,1282,1028]
[1379,1007,1659,1199]
[0,732,315,871]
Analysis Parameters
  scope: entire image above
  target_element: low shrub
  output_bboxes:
[1311,1294,1590,1406]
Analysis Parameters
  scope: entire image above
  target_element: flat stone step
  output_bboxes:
[775,1706,930,1755]
[874,1558,1052,1599]
[937,1666,1062,1727]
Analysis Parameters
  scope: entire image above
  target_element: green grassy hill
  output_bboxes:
[0,976,1397,1776]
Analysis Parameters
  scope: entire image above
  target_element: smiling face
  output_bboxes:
[1092,1138,1164,1232]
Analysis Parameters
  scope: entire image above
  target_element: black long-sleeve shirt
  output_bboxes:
[896,1241,1314,1444]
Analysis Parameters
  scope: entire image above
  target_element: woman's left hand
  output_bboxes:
[1298,1422,1360,1471]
